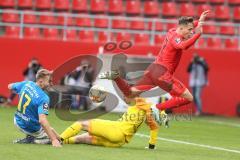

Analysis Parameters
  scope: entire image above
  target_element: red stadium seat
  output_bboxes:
[115,32,131,42]
[0,0,15,8]
[154,34,165,45]
[144,1,159,17]
[39,12,56,25]
[98,31,107,43]
[214,5,230,20]
[229,0,240,5]
[90,0,106,13]
[2,12,19,23]
[36,0,52,10]
[126,0,141,15]
[108,0,124,15]
[57,13,74,26]
[75,16,92,27]
[134,33,150,45]
[23,10,37,24]
[79,30,94,42]
[219,23,235,35]
[148,21,164,31]
[166,23,177,31]
[129,20,145,30]
[54,0,69,11]
[162,2,177,17]
[233,7,240,21]
[72,0,88,12]
[18,0,33,9]
[207,38,222,49]
[196,38,205,48]
[5,26,20,38]
[179,3,195,17]
[97,31,114,43]
[224,38,238,49]
[203,23,218,34]
[196,4,213,18]
[43,28,59,40]
[209,0,224,4]
[192,0,208,3]
[112,19,128,29]
[176,0,188,2]
[94,17,108,28]
[24,27,41,39]
[62,29,78,41]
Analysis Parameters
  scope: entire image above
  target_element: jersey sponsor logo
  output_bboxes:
[43,103,49,112]
[15,111,30,121]
[175,38,181,44]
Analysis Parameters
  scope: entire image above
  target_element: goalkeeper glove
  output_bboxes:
[145,144,156,150]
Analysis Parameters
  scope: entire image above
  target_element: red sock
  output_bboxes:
[114,77,132,97]
[156,97,191,110]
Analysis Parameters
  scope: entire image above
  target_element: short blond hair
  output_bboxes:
[36,69,52,81]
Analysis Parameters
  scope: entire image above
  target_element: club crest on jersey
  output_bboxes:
[43,103,49,111]
[175,38,181,44]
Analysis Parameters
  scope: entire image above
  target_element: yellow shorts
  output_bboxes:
[89,119,126,147]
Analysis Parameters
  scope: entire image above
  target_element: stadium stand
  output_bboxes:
[18,0,34,9]
[0,0,239,49]
[24,27,41,39]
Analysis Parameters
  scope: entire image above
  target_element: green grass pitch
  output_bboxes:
[0,106,240,160]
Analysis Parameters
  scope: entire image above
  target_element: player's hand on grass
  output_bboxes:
[52,139,62,147]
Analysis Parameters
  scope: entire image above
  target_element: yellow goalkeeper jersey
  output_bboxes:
[118,97,159,144]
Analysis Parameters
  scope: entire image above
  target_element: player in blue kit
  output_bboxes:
[8,69,61,147]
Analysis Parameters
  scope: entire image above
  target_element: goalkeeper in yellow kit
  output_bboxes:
[60,97,164,149]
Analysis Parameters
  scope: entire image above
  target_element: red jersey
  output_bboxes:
[155,28,201,74]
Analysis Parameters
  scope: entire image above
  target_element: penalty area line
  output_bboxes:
[136,133,240,154]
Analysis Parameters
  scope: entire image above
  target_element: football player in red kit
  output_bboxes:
[100,11,210,113]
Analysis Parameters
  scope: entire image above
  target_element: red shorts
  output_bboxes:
[134,63,186,97]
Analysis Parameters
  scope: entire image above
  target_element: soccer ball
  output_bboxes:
[89,85,107,103]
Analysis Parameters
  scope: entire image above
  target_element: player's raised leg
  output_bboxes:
[99,70,154,98]
[99,70,133,97]
[156,77,193,111]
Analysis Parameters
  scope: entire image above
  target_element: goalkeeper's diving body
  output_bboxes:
[60,97,164,149]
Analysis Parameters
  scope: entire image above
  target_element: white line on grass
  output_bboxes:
[136,133,240,154]
[202,120,240,128]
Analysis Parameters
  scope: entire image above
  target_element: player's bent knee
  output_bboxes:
[81,120,90,131]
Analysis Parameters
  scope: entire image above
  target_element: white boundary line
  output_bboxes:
[136,133,240,154]
[201,120,240,128]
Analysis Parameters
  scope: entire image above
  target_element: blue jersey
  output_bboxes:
[12,81,50,133]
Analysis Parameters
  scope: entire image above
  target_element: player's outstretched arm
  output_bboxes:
[8,81,27,93]
[195,10,211,34]
[171,33,201,50]
[8,83,13,90]
[172,10,211,50]
[199,10,211,24]
[39,114,62,147]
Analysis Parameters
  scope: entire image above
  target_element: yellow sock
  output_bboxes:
[63,137,76,144]
[60,122,82,140]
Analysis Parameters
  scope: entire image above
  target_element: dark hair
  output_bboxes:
[178,16,194,25]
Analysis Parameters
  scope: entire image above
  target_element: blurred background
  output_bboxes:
[0,0,240,117]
